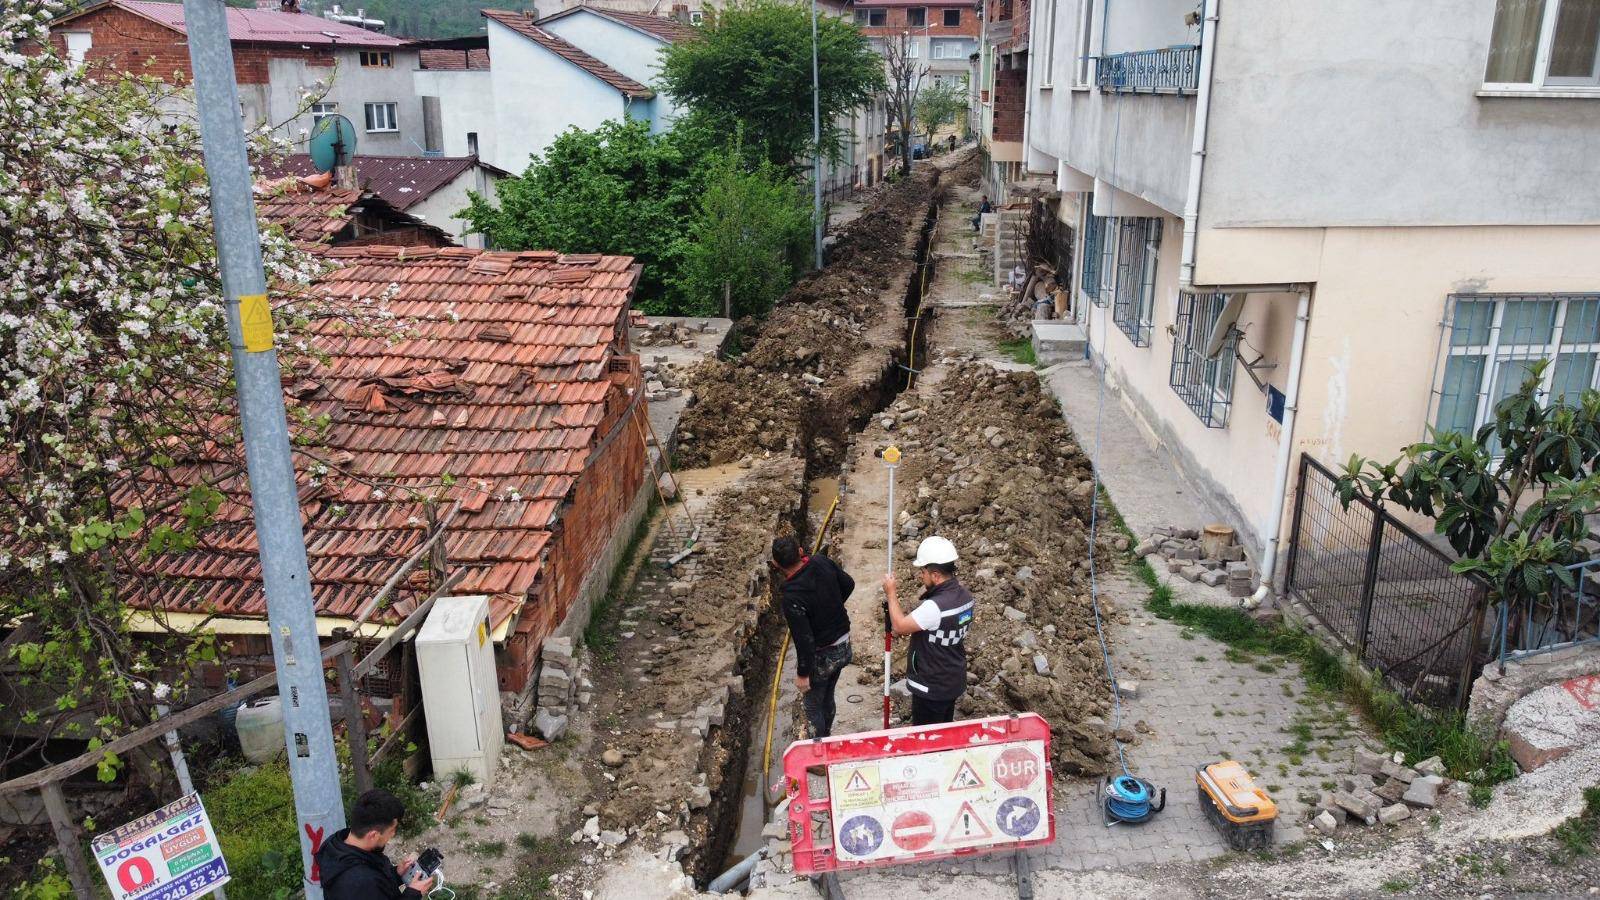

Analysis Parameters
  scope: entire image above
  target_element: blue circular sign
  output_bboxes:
[838,815,884,857]
[996,796,1041,838]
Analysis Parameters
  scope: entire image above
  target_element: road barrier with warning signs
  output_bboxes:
[782,713,1054,874]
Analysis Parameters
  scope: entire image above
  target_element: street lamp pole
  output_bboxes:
[811,0,824,269]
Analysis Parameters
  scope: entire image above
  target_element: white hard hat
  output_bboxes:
[912,535,959,567]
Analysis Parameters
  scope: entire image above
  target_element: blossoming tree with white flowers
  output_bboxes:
[0,0,349,778]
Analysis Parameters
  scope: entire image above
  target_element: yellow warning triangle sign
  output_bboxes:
[944,800,992,844]
[949,759,984,791]
[239,293,274,352]
[844,770,871,792]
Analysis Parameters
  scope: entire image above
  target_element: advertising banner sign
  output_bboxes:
[91,792,231,900]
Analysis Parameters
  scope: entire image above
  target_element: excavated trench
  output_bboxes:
[698,181,945,886]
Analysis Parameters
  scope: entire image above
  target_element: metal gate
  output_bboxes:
[1285,455,1489,708]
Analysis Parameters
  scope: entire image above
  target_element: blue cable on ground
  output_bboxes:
[1082,0,1164,827]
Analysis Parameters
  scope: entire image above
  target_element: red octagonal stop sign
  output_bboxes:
[993,745,1040,791]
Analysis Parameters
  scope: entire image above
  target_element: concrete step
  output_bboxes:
[1032,320,1088,366]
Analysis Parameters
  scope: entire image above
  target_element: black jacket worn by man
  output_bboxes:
[316,828,423,900]
[780,553,854,677]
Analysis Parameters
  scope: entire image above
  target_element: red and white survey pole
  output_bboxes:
[881,444,901,730]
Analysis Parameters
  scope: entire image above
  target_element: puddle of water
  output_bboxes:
[809,476,840,519]
[727,635,797,869]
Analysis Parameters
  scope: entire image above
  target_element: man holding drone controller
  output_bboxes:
[318,789,440,899]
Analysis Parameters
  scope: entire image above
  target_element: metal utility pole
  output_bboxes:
[181,2,344,896]
[810,0,824,269]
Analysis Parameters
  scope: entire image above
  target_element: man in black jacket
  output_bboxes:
[317,789,435,900]
[773,535,855,738]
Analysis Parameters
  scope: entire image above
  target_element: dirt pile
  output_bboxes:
[861,358,1122,775]
[582,460,802,872]
[676,161,950,470]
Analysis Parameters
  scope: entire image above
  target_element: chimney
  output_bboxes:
[279,0,301,13]
[334,163,359,191]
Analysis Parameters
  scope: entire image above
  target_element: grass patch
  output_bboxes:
[468,840,507,858]
[998,336,1037,367]
[1550,786,1600,864]
[1380,876,1412,893]
[495,834,574,898]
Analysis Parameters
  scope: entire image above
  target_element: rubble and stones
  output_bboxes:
[859,361,1118,775]
[1139,525,1255,596]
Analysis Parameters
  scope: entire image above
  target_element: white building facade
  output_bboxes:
[1023,0,1600,581]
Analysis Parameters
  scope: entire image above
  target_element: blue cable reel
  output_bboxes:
[1102,773,1166,826]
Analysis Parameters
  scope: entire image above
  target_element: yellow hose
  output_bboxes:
[760,495,841,781]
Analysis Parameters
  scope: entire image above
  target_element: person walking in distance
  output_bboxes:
[773,535,855,738]
[884,536,973,725]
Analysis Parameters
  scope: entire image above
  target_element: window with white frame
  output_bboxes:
[311,102,337,125]
[1485,0,1600,90]
[907,39,921,58]
[1110,217,1161,346]
[1074,0,1096,86]
[1170,290,1238,428]
[364,102,398,132]
[690,10,704,23]
[1433,294,1600,438]
[932,39,968,58]
[359,50,393,68]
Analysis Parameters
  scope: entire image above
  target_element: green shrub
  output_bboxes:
[204,759,302,899]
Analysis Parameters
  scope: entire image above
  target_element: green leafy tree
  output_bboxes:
[0,1,369,779]
[915,81,968,147]
[1337,359,1600,633]
[460,119,717,311]
[677,146,813,319]
[658,0,885,170]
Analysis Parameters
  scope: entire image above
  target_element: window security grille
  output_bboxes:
[1110,217,1161,347]
[1170,290,1238,428]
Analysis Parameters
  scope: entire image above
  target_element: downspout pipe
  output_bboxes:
[1178,0,1219,288]
[1246,287,1311,609]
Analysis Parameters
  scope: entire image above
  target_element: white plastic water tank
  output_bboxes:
[235,697,284,764]
[415,595,504,787]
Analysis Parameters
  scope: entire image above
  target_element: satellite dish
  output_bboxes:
[309,114,358,173]
[1202,292,1246,359]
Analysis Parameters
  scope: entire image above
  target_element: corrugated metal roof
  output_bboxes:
[256,155,502,211]
[105,0,411,48]
[482,9,654,99]
[122,248,641,626]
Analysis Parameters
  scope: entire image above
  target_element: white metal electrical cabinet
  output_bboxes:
[415,594,504,787]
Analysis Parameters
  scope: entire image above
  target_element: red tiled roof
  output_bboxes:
[419,47,491,69]
[124,248,641,628]
[254,173,452,247]
[537,6,699,43]
[256,155,504,211]
[81,0,410,48]
[482,9,654,99]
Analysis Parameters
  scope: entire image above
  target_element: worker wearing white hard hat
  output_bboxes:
[884,535,976,726]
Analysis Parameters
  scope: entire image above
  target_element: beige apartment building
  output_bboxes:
[1024,0,1600,587]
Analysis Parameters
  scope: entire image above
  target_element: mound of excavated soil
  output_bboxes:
[676,162,949,470]
[872,359,1120,775]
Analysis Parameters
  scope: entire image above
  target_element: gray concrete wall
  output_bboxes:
[539,12,685,128]
[414,69,497,164]
[407,168,499,248]
[269,50,426,157]
[486,18,627,173]
[1204,0,1600,227]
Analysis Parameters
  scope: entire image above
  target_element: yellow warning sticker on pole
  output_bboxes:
[239,293,274,352]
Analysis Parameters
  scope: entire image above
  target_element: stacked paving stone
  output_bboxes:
[1310,748,1450,835]
[533,636,589,742]
[643,356,687,403]
[1134,525,1255,596]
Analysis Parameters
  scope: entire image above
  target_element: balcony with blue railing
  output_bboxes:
[1096,45,1202,95]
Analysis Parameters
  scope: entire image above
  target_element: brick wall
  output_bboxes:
[992,65,1026,142]
[46,6,330,85]
[859,4,980,37]
[498,341,647,693]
